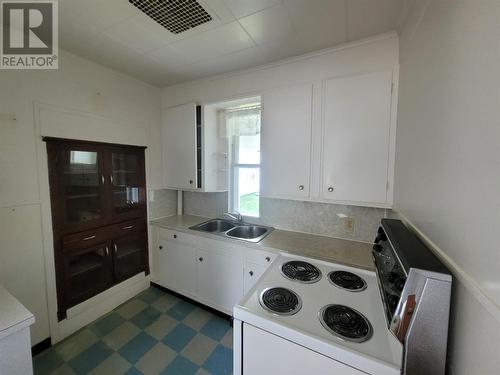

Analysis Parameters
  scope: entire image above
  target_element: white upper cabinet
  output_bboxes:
[261,83,313,199]
[162,102,198,190]
[321,71,394,205]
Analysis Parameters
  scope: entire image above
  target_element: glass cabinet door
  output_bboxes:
[63,243,112,306]
[110,150,145,218]
[59,147,106,228]
[112,232,147,283]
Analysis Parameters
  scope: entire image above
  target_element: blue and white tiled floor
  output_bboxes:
[33,286,233,375]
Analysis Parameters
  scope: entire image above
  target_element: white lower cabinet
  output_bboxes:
[244,262,267,295]
[154,227,274,315]
[157,239,197,298]
[197,249,244,314]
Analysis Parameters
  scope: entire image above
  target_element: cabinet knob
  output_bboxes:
[199,257,203,262]
[189,180,193,185]
[328,186,334,192]
[173,234,177,239]
[298,185,304,191]
[265,256,271,262]
[159,245,163,250]
[249,271,254,276]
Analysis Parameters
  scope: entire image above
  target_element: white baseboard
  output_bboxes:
[53,273,149,343]
[393,209,500,324]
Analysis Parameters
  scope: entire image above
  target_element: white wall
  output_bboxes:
[0,49,162,344]
[161,33,398,108]
[394,1,500,373]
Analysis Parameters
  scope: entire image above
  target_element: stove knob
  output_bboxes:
[372,243,383,252]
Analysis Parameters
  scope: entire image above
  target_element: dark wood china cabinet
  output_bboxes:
[44,138,149,320]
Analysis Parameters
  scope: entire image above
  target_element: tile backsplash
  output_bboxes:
[183,191,229,218]
[180,190,387,243]
[148,189,177,219]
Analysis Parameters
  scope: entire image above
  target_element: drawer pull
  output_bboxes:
[114,243,118,253]
[105,246,109,256]
[249,271,254,276]
[199,257,203,262]
[159,245,163,250]
[82,235,96,241]
[265,256,271,262]
[122,225,135,230]
[173,234,177,239]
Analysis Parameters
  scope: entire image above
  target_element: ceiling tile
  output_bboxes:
[59,0,138,30]
[104,17,172,53]
[347,0,403,41]
[148,45,191,68]
[239,3,297,45]
[59,11,100,50]
[223,0,282,18]
[174,36,306,82]
[284,0,348,52]
[168,21,255,63]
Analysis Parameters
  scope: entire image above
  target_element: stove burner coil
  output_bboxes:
[280,261,322,283]
[319,304,372,343]
[259,287,302,316]
[328,271,367,292]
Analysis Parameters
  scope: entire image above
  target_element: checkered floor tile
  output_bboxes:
[33,287,233,375]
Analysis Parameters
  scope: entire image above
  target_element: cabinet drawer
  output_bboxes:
[158,228,194,244]
[63,227,112,250]
[244,249,276,266]
[110,218,145,235]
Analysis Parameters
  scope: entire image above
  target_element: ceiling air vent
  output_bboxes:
[129,0,213,34]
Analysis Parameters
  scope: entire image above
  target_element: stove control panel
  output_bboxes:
[372,227,407,323]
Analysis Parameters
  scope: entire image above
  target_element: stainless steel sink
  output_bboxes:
[189,219,273,243]
[195,219,236,233]
[226,226,268,241]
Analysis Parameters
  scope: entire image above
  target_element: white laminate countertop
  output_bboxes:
[150,215,375,271]
[0,285,35,340]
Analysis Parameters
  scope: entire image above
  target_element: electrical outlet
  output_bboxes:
[344,217,355,233]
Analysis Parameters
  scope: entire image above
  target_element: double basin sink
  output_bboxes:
[189,219,273,243]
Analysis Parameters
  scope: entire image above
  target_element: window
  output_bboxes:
[226,105,261,217]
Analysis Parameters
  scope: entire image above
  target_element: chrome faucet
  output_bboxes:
[223,211,243,223]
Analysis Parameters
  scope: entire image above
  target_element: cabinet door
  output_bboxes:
[261,84,313,199]
[162,102,198,190]
[322,71,393,204]
[112,229,148,283]
[197,249,244,313]
[107,148,146,221]
[62,242,112,308]
[47,142,107,232]
[244,262,267,295]
[157,239,197,298]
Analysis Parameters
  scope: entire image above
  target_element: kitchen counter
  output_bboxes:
[0,285,35,340]
[150,215,374,271]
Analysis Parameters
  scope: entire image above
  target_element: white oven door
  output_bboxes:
[242,323,366,375]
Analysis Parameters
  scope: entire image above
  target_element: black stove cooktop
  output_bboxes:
[319,304,372,343]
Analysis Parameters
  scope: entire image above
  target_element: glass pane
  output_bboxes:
[236,133,260,164]
[67,246,107,298]
[64,151,101,224]
[112,153,140,213]
[235,167,260,217]
[115,238,144,279]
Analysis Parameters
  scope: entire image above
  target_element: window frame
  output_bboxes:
[228,108,261,217]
